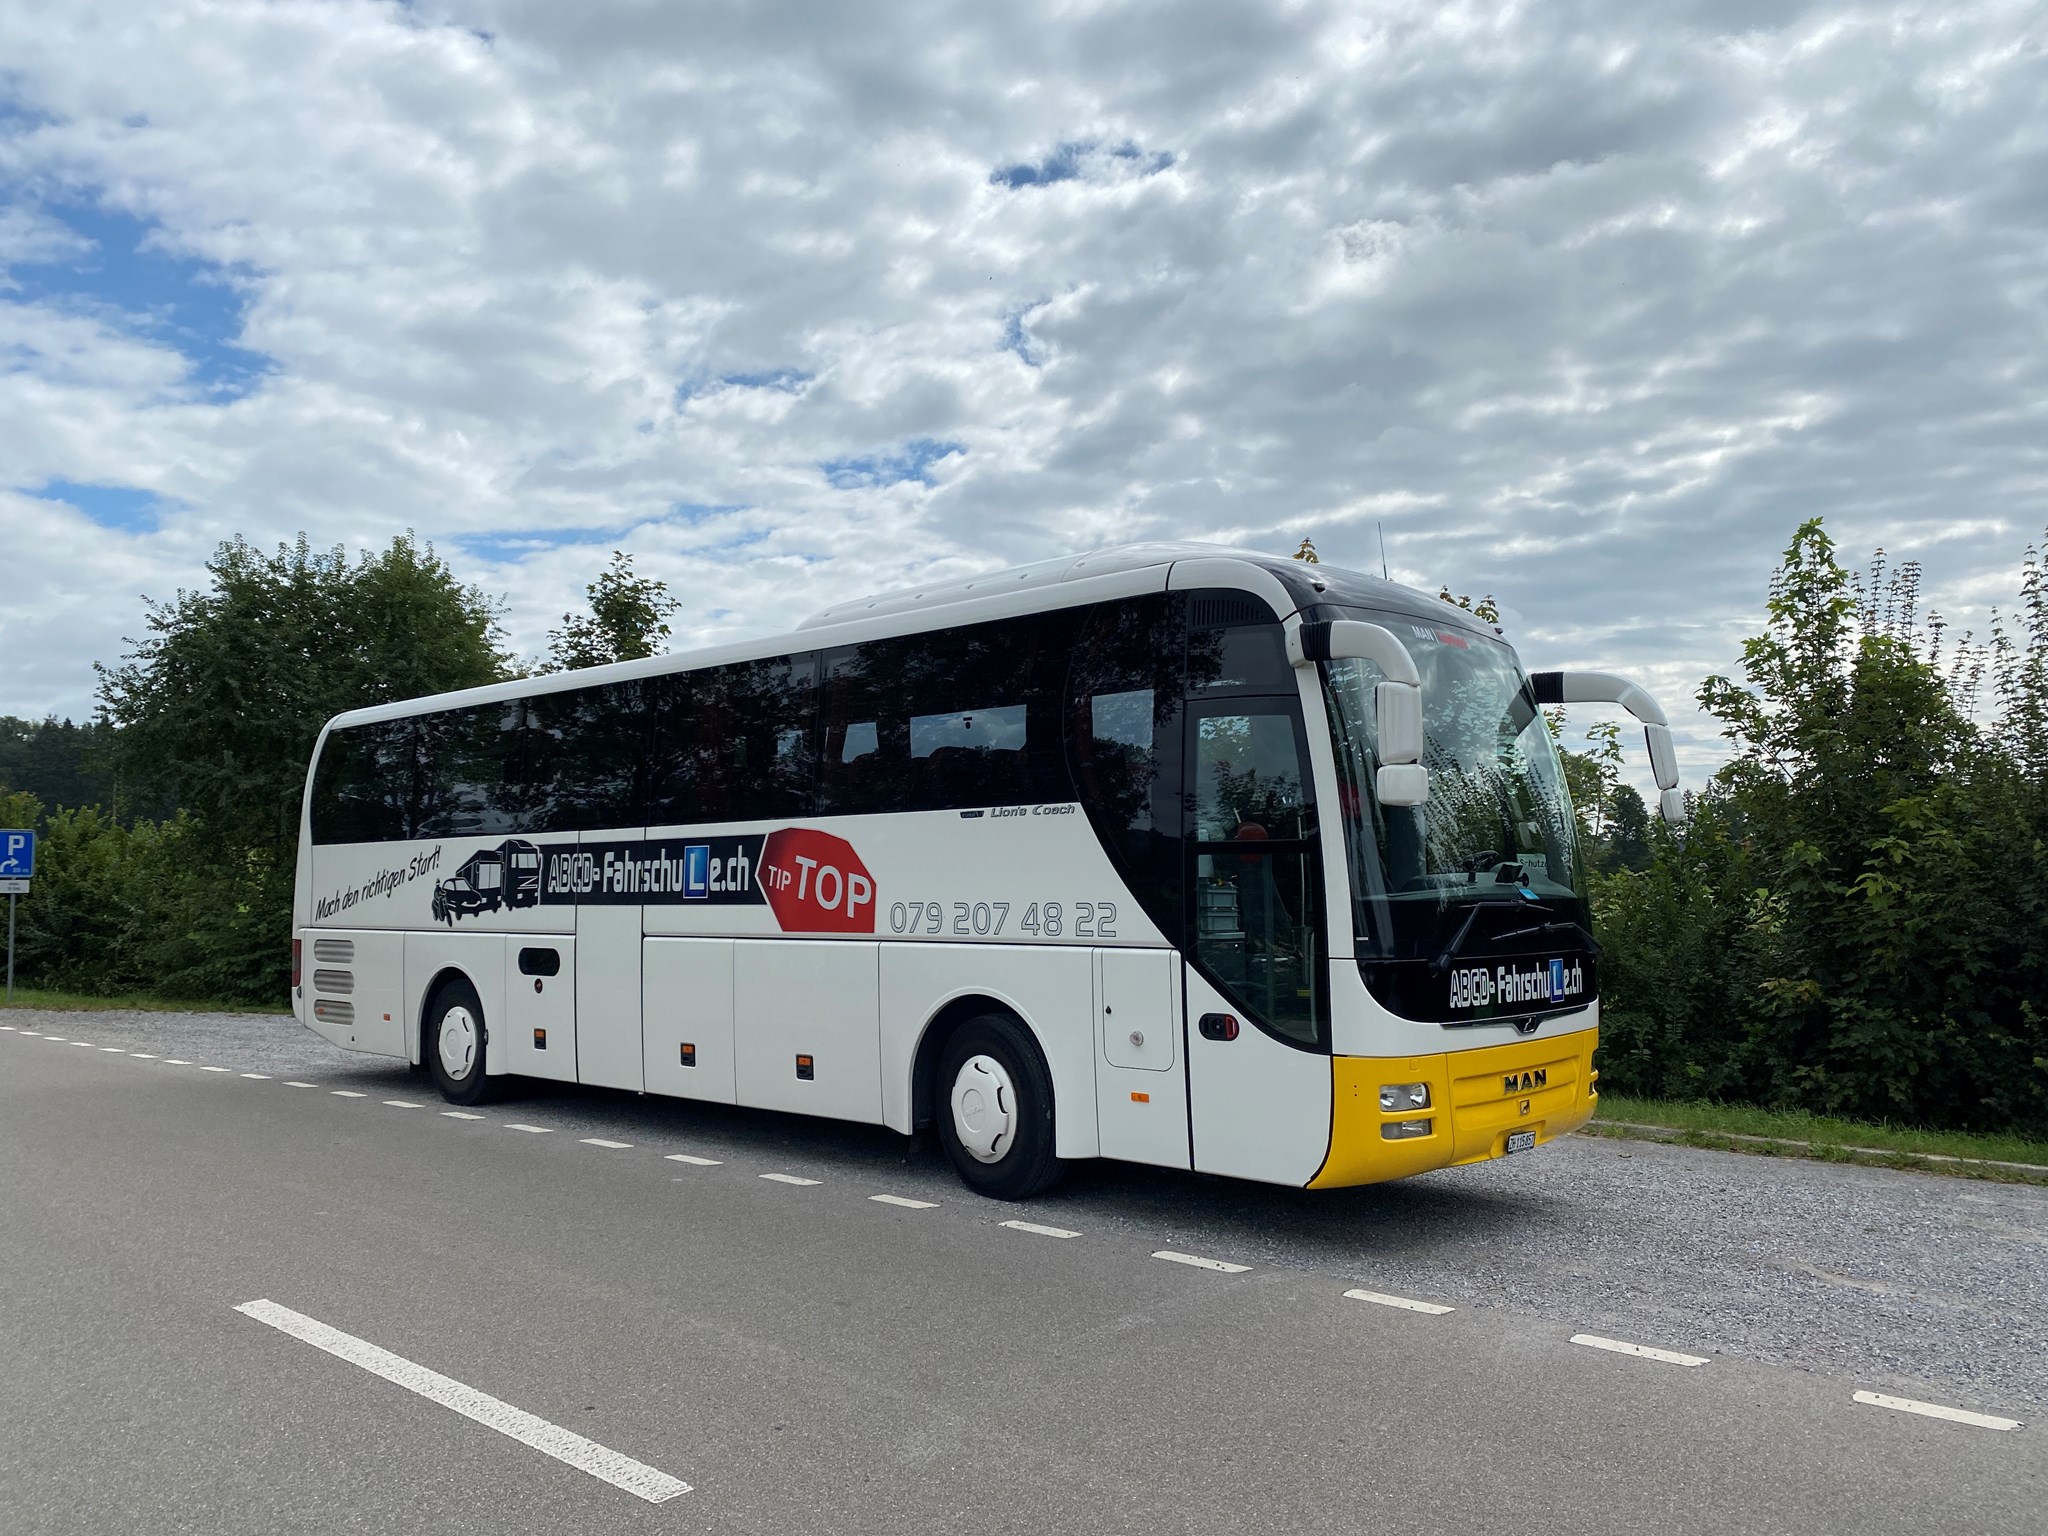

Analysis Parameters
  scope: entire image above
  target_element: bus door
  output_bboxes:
[1181,697,1335,1185]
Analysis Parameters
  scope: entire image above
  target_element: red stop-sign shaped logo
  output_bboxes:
[759,828,876,933]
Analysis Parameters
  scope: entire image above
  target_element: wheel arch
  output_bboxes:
[415,965,485,1068]
[910,991,1049,1134]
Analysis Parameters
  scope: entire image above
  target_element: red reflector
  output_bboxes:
[291,937,302,989]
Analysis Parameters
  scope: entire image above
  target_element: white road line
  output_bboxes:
[164,1058,192,1065]
[505,1123,553,1134]
[759,1173,820,1186]
[1853,1391,2021,1431]
[286,1081,318,1088]
[242,1073,273,1079]
[1344,1288,1455,1315]
[234,1299,690,1503]
[383,1099,422,1108]
[17,1030,39,1035]
[45,1035,66,1040]
[100,1045,125,1051]
[1000,1219,1079,1239]
[664,1153,721,1166]
[130,1052,158,1058]
[870,1194,938,1209]
[331,1090,367,1098]
[580,1138,632,1149]
[200,1065,232,1072]
[441,1110,485,1120]
[1570,1334,1710,1367]
[1153,1250,1251,1274]
[72,1040,96,1047]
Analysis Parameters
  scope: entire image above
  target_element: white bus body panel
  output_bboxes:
[577,899,645,1093]
[735,939,882,1123]
[878,942,1098,1157]
[303,928,405,1058]
[1093,947,1189,1169]
[1185,966,1331,1185]
[502,935,576,1083]
[403,930,507,1070]
[644,938,737,1103]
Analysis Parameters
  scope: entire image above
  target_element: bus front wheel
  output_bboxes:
[936,1013,1061,1201]
[426,980,498,1106]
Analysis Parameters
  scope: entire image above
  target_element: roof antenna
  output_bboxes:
[1377,522,1389,581]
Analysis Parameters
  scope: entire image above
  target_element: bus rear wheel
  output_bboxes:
[936,1014,1061,1201]
[426,979,498,1106]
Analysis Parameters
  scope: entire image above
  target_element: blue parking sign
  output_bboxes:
[0,829,32,878]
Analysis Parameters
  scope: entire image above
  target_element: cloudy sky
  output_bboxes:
[2,0,2043,781]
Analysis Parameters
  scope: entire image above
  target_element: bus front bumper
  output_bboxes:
[1309,1028,1598,1189]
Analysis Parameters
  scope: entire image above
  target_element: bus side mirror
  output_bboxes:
[1660,788,1688,825]
[1530,668,1685,823]
[1289,619,1430,808]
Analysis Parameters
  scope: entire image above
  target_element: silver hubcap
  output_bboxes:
[438,1005,478,1080]
[950,1053,1017,1164]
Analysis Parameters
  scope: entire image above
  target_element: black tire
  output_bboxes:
[935,1013,1061,1200]
[424,978,498,1106]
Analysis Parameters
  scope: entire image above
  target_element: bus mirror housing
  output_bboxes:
[1289,619,1429,807]
[1530,668,1687,820]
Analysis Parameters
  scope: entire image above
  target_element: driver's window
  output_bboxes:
[1190,704,1324,1048]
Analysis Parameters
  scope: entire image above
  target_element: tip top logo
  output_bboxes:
[1448,956,1587,1013]
[758,828,876,933]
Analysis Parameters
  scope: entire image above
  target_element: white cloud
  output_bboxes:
[0,0,2040,800]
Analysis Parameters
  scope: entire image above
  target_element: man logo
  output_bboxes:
[1502,1068,1548,1096]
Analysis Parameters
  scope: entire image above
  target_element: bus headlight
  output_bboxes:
[1381,1119,1434,1140]
[1379,1082,1431,1112]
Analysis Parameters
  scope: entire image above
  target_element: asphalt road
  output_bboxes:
[2,1008,2041,1534]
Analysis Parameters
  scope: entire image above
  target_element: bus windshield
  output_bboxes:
[1320,616,1586,964]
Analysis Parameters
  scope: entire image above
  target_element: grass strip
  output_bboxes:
[1589,1093,2048,1184]
[0,987,290,1016]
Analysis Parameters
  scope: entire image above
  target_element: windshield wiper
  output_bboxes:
[1430,908,1598,974]
[1490,918,1604,960]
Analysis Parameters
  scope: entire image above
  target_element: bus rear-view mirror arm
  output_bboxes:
[1528,670,1687,824]
[1288,619,1428,808]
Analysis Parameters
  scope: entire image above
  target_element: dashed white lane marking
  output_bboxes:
[100,1045,125,1051]
[441,1110,485,1120]
[664,1153,721,1166]
[1344,1288,1455,1315]
[580,1138,632,1149]
[45,1035,66,1040]
[234,1299,690,1503]
[505,1123,553,1134]
[1571,1334,1710,1367]
[72,1040,96,1048]
[286,1081,318,1088]
[1001,1219,1079,1239]
[1853,1391,2021,1431]
[1153,1250,1251,1274]
[759,1173,820,1186]
[870,1194,938,1209]
[130,1052,158,1059]
[383,1099,422,1108]
[331,1090,368,1098]
[242,1073,272,1079]
[17,1030,39,1035]
[164,1059,192,1065]
[200,1065,232,1072]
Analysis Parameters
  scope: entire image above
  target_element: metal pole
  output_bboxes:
[6,892,14,1005]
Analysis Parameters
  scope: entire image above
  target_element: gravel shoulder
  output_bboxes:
[12,1005,2044,1420]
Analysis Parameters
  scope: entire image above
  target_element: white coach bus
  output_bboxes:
[292,543,1682,1199]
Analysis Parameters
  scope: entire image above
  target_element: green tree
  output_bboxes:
[0,716,121,814]
[91,533,509,1002]
[542,551,679,672]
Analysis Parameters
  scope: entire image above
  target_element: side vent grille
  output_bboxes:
[1190,594,1272,629]
[313,938,355,964]
[312,969,354,995]
[312,998,356,1025]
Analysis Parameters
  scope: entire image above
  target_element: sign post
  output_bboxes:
[0,829,34,1005]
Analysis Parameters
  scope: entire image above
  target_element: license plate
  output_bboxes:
[1504,1129,1537,1155]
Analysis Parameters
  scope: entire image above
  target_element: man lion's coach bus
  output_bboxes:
[293,543,1683,1199]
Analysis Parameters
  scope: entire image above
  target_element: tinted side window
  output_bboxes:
[525,680,648,832]
[648,656,816,825]
[818,612,1080,815]
[1066,593,1186,944]
[413,702,524,839]
[310,719,412,844]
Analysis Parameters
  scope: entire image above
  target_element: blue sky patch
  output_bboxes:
[2,197,270,398]
[819,439,963,489]
[990,140,1174,189]
[34,479,165,532]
